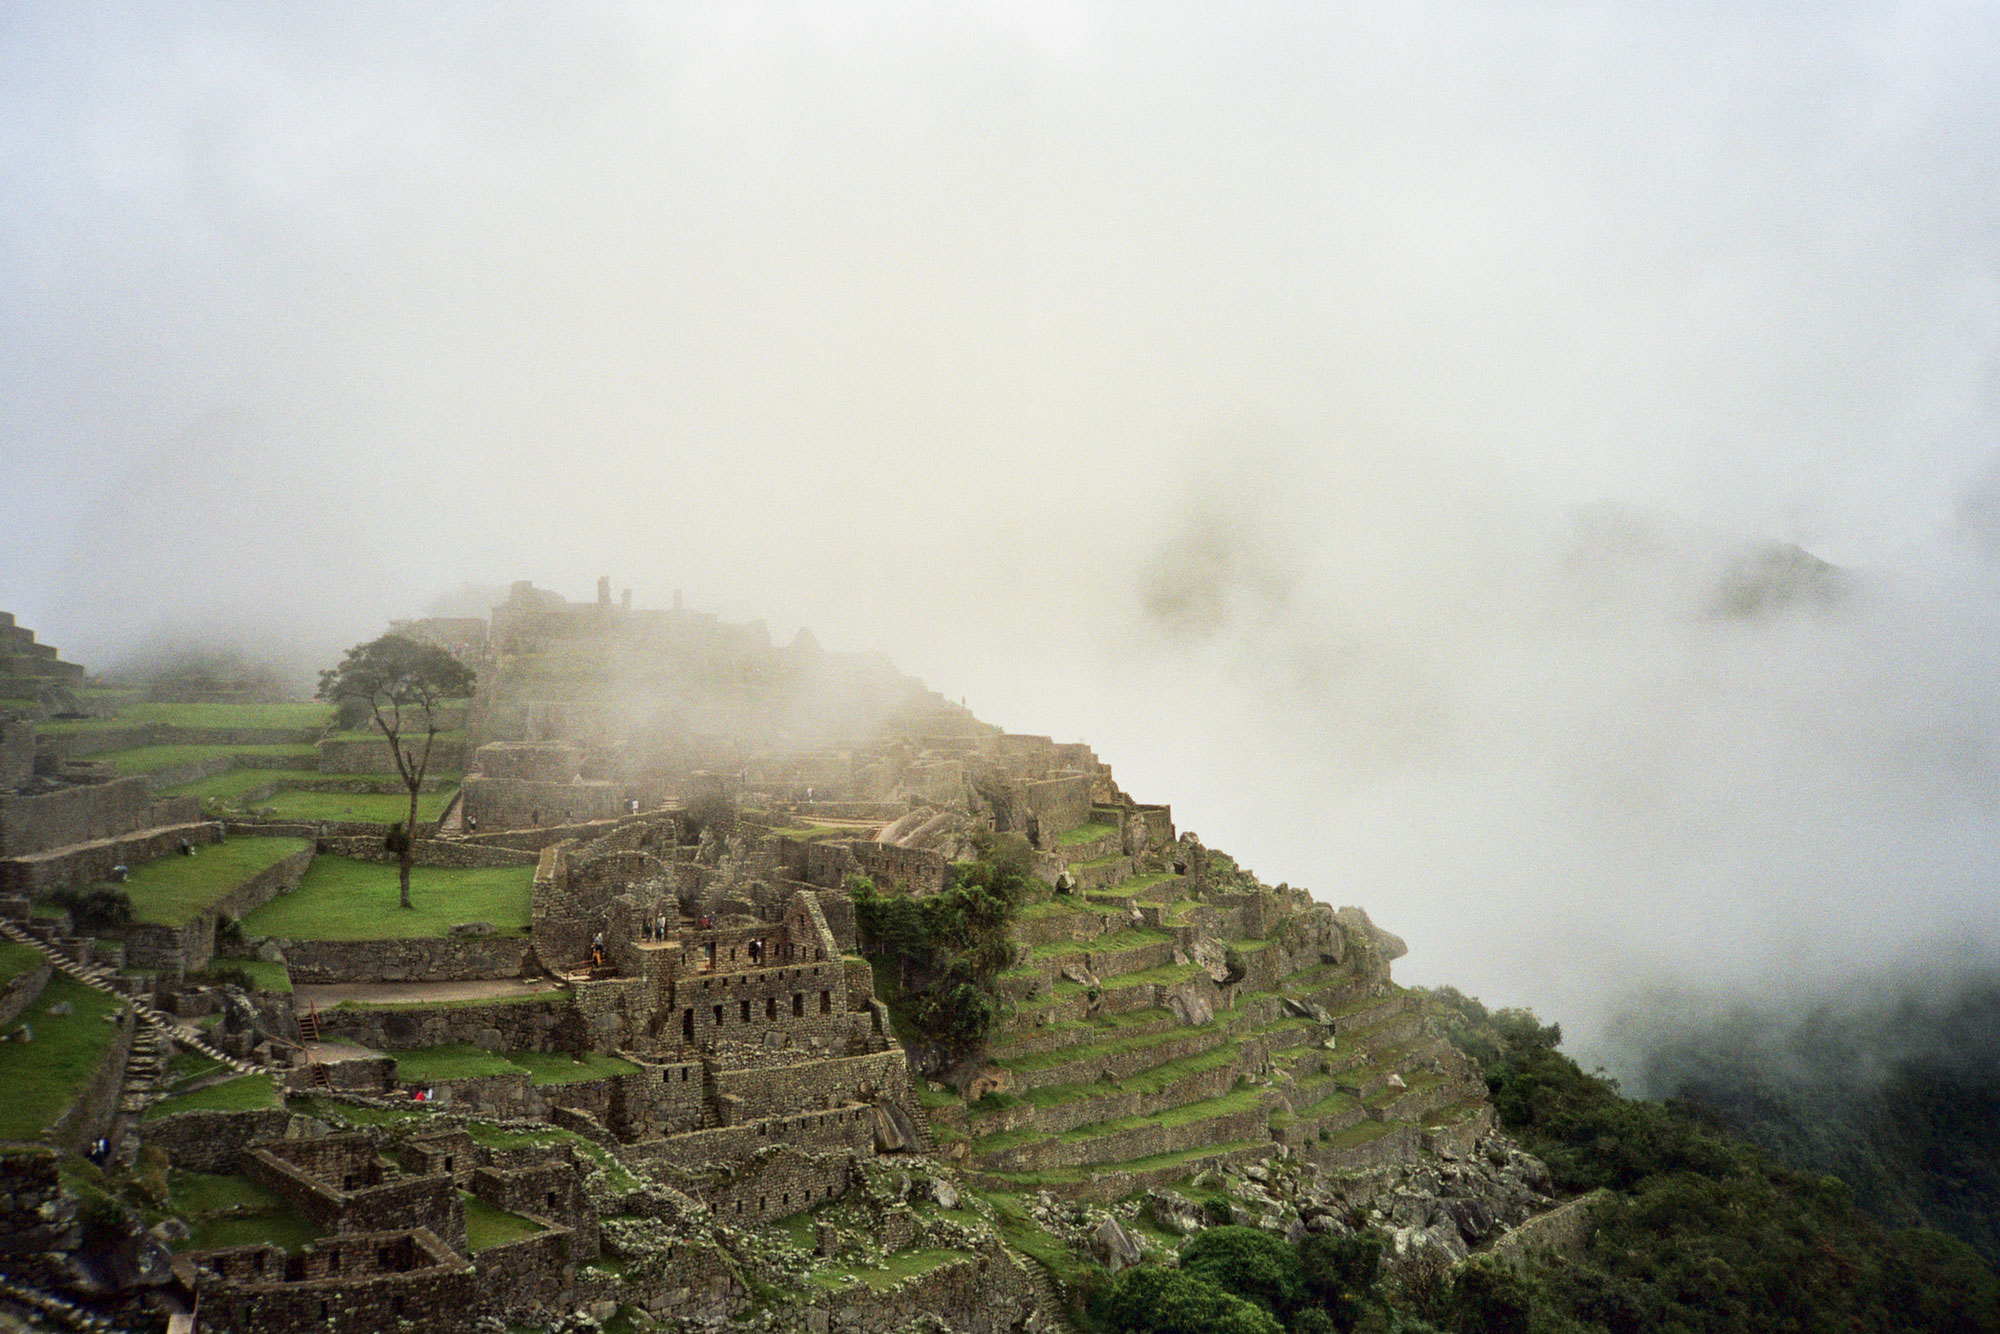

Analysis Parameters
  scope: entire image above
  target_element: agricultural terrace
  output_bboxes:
[247,788,458,824]
[0,974,126,1142]
[38,701,334,732]
[113,837,312,927]
[240,855,532,938]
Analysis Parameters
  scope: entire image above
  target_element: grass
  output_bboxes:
[463,1191,546,1251]
[508,1050,640,1085]
[983,1139,1261,1188]
[240,855,531,939]
[392,1045,639,1087]
[810,1248,975,1291]
[227,958,292,994]
[244,787,457,824]
[112,837,310,927]
[143,1074,280,1120]
[1058,821,1118,847]
[0,940,43,990]
[169,1169,324,1253]
[0,974,125,1141]
[89,744,319,775]
[1090,872,1178,899]
[389,1044,522,1083]
[162,767,325,800]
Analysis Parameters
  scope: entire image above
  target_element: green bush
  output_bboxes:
[1090,1267,1284,1334]
[1178,1225,1305,1323]
[49,886,132,935]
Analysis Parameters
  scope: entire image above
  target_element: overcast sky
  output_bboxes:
[7,2,2000,1067]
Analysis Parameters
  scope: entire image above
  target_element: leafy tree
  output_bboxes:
[318,634,474,910]
[1300,1229,1381,1330]
[850,846,1028,1062]
[1178,1225,1305,1322]
[1091,1267,1284,1334]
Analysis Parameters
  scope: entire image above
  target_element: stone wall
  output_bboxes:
[710,1048,914,1125]
[315,993,568,1051]
[850,841,947,896]
[702,1143,855,1228]
[181,1228,476,1334]
[667,958,851,1050]
[281,935,534,985]
[142,1107,294,1173]
[1,815,218,897]
[472,1221,573,1312]
[244,1138,466,1246]
[471,1159,598,1260]
[0,723,32,792]
[788,1248,1039,1334]
[462,775,624,831]
[1021,773,1094,837]
[0,775,157,856]
[314,836,534,869]
[0,1147,72,1263]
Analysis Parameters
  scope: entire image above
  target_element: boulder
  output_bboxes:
[448,922,494,938]
[1143,1190,1208,1237]
[873,1101,918,1152]
[1060,961,1100,990]
[1092,1216,1145,1273]
[1165,982,1213,1027]
[1188,936,1231,984]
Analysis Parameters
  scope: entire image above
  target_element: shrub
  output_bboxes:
[1090,1267,1284,1334]
[1178,1225,1305,1322]
[49,886,132,935]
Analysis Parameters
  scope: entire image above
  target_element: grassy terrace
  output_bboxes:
[463,1192,545,1251]
[0,974,124,1141]
[1088,871,1178,899]
[245,788,458,823]
[1057,821,1118,847]
[92,744,318,775]
[163,767,327,800]
[0,939,43,989]
[1025,927,1170,963]
[809,1248,975,1291]
[391,1044,640,1087]
[112,837,311,926]
[168,1169,323,1253]
[144,1074,281,1120]
[981,1139,1261,1188]
[240,855,531,939]
[41,701,335,732]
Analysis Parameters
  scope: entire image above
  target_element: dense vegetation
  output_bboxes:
[850,832,1029,1063]
[1090,986,2000,1334]
[1633,973,2000,1266]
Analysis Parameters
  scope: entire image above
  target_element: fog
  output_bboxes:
[6,3,2000,1070]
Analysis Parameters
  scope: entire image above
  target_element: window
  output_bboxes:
[766,997,777,1021]
[713,1005,724,1026]
[792,993,804,1017]
[740,999,751,1022]
[820,990,831,1014]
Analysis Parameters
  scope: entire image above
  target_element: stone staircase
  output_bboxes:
[1017,1254,1080,1334]
[0,919,262,1076]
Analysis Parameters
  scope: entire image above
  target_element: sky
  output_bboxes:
[6,1,2000,1070]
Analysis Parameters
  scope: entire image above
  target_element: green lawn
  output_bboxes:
[143,1074,280,1120]
[114,837,311,927]
[1058,821,1119,847]
[162,768,327,800]
[463,1191,546,1251]
[0,940,43,990]
[195,958,291,994]
[246,788,457,824]
[508,1050,640,1085]
[91,744,318,775]
[241,856,530,939]
[810,1248,974,1292]
[169,1169,322,1252]
[132,701,333,729]
[0,974,125,1142]
[391,1045,639,1087]
[391,1045,522,1083]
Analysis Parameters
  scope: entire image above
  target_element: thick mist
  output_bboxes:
[7,4,2000,1069]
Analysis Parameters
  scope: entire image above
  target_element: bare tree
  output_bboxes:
[318,634,475,910]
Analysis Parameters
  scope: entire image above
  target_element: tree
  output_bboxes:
[318,634,474,910]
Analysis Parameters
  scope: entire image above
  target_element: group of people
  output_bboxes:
[640,912,670,942]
